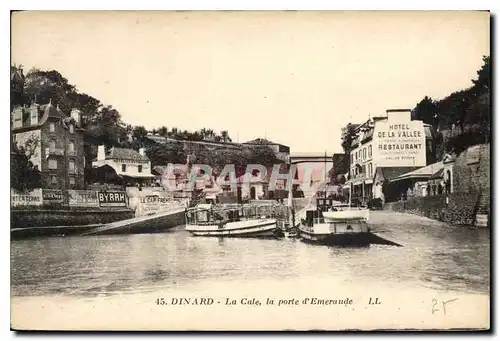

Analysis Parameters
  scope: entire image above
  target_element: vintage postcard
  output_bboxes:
[10,11,490,331]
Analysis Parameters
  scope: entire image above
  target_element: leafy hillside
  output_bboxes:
[10,66,281,173]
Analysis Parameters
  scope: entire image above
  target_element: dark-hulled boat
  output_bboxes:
[298,197,371,246]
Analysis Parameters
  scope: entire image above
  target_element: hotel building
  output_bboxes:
[346,109,433,203]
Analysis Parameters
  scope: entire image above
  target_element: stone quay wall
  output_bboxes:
[385,191,481,226]
[384,143,490,227]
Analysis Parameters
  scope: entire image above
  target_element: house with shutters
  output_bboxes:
[92,145,154,186]
[11,101,86,190]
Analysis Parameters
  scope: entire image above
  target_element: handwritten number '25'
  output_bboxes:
[432,298,458,315]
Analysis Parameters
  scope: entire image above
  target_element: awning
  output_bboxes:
[390,162,444,183]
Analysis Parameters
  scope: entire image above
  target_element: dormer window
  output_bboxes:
[12,108,23,129]
[49,122,55,132]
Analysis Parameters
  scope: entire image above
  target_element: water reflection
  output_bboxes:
[11,213,490,298]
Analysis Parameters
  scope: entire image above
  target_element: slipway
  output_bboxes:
[80,207,186,236]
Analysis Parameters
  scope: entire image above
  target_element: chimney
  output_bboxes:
[97,145,106,161]
[139,148,145,156]
[70,108,81,125]
[30,103,38,125]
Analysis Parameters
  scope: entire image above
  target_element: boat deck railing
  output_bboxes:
[186,204,293,226]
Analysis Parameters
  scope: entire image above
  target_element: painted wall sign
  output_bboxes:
[372,112,427,167]
[11,188,43,207]
[135,195,186,217]
[42,189,63,203]
[68,190,99,208]
[98,191,128,207]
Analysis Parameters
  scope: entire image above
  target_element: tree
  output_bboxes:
[133,126,148,140]
[341,123,357,155]
[157,126,168,137]
[220,130,232,142]
[24,68,77,113]
[145,142,187,167]
[413,96,438,127]
[472,55,490,95]
[11,138,42,192]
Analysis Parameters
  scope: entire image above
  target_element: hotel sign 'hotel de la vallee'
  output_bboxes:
[347,109,429,202]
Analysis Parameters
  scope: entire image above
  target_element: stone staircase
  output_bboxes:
[475,191,490,228]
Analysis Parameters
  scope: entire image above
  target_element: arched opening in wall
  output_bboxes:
[250,186,256,200]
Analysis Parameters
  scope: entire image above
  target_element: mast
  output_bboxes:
[324,151,327,184]
[349,182,352,209]
[287,164,295,228]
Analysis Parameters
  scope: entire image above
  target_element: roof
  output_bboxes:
[11,102,84,132]
[107,147,150,162]
[390,162,444,183]
[429,168,444,180]
[375,167,421,182]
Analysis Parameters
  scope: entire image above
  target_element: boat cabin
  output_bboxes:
[186,203,284,226]
[303,198,361,227]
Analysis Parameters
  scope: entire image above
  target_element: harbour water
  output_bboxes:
[11,211,490,330]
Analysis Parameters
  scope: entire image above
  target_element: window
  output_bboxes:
[364,148,367,159]
[68,141,75,152]
[138,165,143,173]
[69,176,75,185]
[50,175,57,184]
[48,158,58,169]
[69,124,74,134]
[122,164,127,172]
[49,122,55,132]
[49,140,56,149]
[368,145,372,158]
[69,159,75,170]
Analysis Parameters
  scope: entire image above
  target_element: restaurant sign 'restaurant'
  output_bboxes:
[373,112,426,167]
[98,191,128,207]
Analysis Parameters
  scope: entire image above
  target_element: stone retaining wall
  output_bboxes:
[11,208,135,229]
[384,190,482,226]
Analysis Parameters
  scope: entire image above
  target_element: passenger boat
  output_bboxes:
[185,203,281,238]
[298,197,371,246]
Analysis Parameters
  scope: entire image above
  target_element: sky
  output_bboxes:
[11,11,490,154]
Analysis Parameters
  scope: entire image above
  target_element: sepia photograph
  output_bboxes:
[9,10,490,331]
